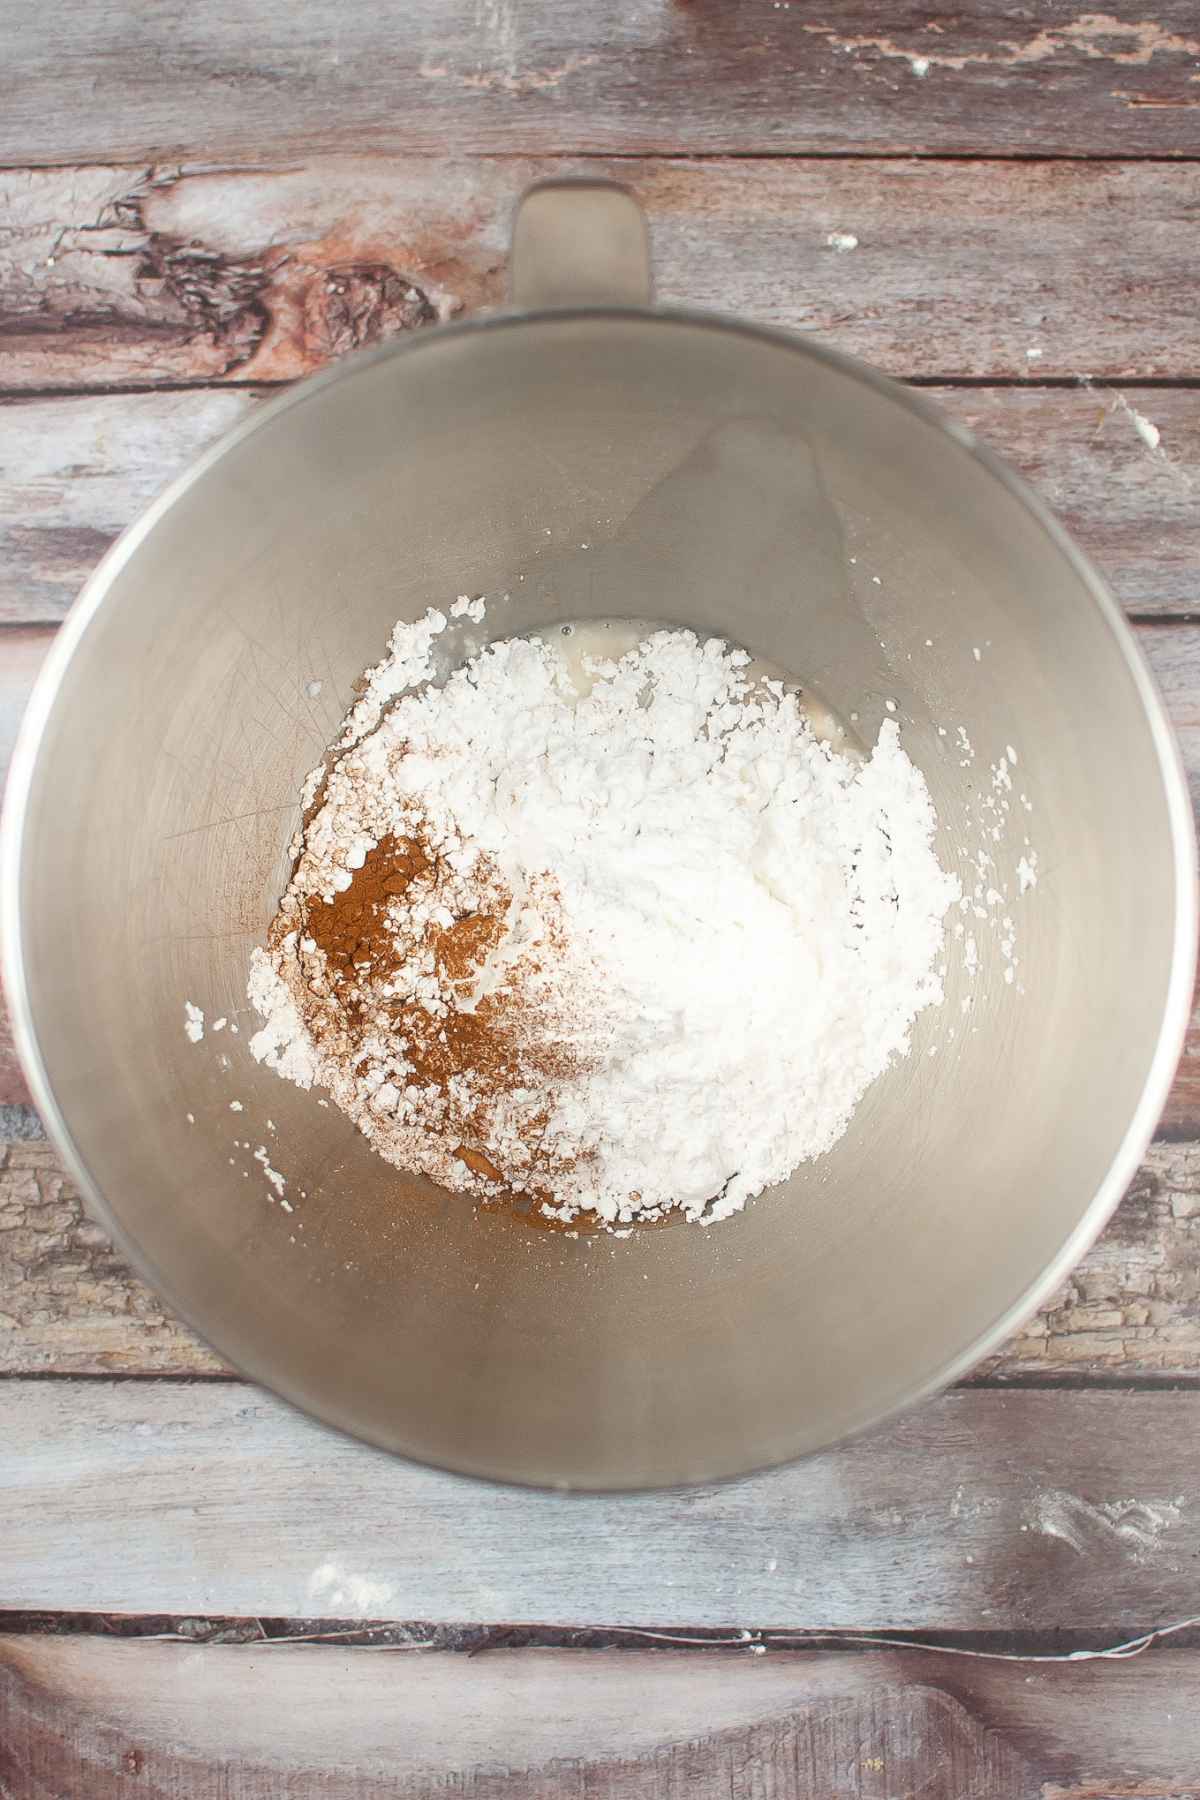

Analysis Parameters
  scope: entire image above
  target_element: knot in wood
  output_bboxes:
[305,263,436,357]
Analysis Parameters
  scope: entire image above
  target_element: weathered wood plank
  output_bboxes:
[1143,624,1200,816]
[2,1383,1197,1624]
[0,1136,223,1374]
[5,160,1200,392]
[4,1133,1199,1381]
[0,629,53,1110]
[1145,626,1200,1138]
[1165,989,1200,1136]
[976,1139,1200,1377]
[4,384,1196,625]
[950,388,1200,622]
[0,394,257,624]
[4,1638,1200,1799]
[0,627,52,779]
[4,1,1200,162]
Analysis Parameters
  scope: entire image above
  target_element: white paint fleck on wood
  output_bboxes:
[1024,1489,1183,1560]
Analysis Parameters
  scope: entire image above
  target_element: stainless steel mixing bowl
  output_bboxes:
[4,184,1194,1489]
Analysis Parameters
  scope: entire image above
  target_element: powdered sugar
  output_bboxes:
[247,951,318,1088]
[450,594,487,623]
[253,1144,287,1199]
[249,610,959,1226]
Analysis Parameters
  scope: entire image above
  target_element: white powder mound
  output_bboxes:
[249,613,959,1226]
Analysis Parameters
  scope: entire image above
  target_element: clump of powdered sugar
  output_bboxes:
[248,610,960,1226]
[247,953,317,1088]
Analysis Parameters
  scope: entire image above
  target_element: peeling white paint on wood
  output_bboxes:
[807,12,1200,74]
[5,2,1200,161]
[1024,1489,1183,1559]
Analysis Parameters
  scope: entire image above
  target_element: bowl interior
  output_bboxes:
[8,315,1190,1488]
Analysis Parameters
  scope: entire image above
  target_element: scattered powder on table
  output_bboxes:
[248,610,959,1226]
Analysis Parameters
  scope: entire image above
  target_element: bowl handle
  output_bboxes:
[510,179,652,310]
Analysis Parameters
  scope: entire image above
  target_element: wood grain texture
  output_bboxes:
[1144,625,1200,823]
[6,160,1200,392]
[977,1139,1200,1376]
[0,1136,222,1374]
[1164,969,1200,1137]
[0,636,56,1109]
[4,1,1200,163]
[3,1134,1200,1381]
[950,387,1200,622]
[0,394,257,623]
[3,384,1196,625]
[4,1382,1200,1624]
[0,625,53,1105]
[0,626,52,774]
[4,1638,1200,1799]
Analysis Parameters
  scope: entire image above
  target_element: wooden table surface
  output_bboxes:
[2,5,1200,1795]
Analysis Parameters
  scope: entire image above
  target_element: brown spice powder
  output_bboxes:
[297,832,586,1198]
[304,835,435,1003]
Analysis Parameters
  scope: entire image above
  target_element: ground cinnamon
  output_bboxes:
[294,831,586,1205]
[304,835,436,1004]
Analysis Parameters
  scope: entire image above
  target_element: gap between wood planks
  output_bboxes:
[5,1368,1200,1391]
[6,376,1200,402]
[6,152,1200,174]
[3,1614,1200,1658]
[11,1374,1200,1399]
